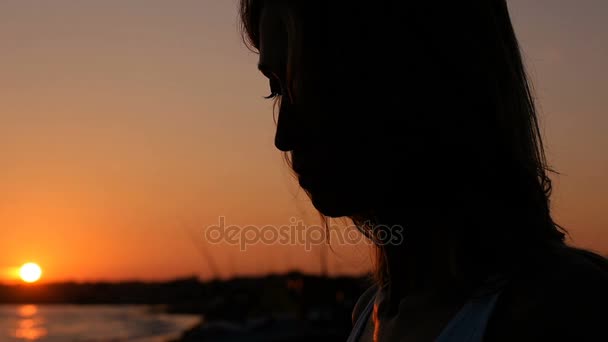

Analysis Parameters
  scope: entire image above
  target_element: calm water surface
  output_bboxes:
[0,304,200,342]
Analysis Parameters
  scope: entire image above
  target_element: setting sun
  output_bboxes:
[20,263,42,283]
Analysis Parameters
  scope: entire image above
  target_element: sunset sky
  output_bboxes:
[1,0,606,283]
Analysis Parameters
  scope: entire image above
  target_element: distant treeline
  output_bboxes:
[0,272,371,322]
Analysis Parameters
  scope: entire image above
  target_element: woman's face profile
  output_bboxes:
[256,4,389,218]
[257,5,290,151]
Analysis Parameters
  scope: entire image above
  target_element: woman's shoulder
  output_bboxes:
[526,244,608,292]
[486,244,608,341]
[525,243,608,284]
[351,283,378,325]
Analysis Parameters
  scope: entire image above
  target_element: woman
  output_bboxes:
[239,0,608,341]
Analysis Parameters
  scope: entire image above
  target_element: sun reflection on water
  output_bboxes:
[14,305,47,341]
[18,305,37,318]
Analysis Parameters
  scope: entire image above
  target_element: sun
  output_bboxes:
[20,263,42,283]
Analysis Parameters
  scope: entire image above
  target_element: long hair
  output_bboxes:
[239,0,606,286]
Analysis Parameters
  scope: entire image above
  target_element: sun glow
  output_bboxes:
[19,263,42,283]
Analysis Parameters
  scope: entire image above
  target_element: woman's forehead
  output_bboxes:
[259,0,288,26]
[258,2,288,72]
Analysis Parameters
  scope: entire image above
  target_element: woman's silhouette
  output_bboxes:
[239,1,608,341]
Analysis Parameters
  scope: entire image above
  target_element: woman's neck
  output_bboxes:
[376,216,471,314]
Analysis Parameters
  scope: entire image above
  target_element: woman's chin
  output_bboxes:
[298,173,369,218]
[306,187,361,218]
[310,199,344,218]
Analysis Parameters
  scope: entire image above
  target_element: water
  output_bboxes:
[0,304,201,342]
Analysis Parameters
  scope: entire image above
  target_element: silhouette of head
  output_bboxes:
[241,0,565,281]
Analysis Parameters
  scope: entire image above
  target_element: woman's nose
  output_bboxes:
[274,102,297,152]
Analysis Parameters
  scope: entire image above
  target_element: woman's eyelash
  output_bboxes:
[264,78,282,100]
[264,91,280,99]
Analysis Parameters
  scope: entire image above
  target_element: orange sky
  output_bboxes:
[1,0,606,283]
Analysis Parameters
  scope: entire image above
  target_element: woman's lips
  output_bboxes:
[293,164,317,191]
[291,150,325,190]
[291,156,305,177]
[297,173,313,190]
